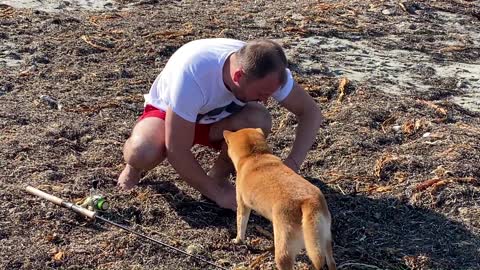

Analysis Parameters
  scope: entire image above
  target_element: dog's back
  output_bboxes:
[224,128,336,270]
[237,154,320,218]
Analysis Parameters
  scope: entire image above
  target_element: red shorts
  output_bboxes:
[138,105,222,150]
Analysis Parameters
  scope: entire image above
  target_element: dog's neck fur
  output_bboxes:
[230,138,272,170]
[250,140,271,155]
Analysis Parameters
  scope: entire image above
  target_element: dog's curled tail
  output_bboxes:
[301,197,336,270]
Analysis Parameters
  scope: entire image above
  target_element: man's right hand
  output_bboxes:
[208,180,236,211]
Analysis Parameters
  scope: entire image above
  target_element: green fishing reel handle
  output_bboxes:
[91,196,109,211]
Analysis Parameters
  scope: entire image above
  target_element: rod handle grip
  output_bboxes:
[25,186,96,219]
[68,204,97,219]
[25,186,63,205]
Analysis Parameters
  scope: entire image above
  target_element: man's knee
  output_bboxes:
[208,102,272,141]
[123,135,166,170]
[243,103,272,134]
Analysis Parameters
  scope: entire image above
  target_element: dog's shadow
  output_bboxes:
[306,177,480,269]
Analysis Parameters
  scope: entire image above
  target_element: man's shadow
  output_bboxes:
[147,179,235,229]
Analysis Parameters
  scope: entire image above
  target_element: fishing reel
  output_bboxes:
[77,194,109,211]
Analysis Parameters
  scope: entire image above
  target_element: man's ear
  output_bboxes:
[223,130,232,141]
[255,128,264,136]
[232,69,244,83]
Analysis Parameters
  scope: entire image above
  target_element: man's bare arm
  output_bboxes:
[279,82,324,171]
[165,107,235,210]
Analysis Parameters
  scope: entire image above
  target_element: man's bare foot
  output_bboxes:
[117,164,142,190]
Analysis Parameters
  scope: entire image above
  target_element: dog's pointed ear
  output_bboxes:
[255,128,264,136]
[223,130,232,141]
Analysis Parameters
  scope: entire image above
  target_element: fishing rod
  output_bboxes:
[25,186,228,270]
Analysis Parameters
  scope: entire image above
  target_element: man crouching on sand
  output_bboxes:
[117,38,324,211]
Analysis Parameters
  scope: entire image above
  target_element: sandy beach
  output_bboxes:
[1,1,479,269]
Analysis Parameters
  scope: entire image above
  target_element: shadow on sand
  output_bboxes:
[148,180,235,229]
[307,177,480,269]
[137,176,479,269]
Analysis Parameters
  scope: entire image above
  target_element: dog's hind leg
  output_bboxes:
[234,196,251,244]
[272,216,302,270]
[302,200,336,270]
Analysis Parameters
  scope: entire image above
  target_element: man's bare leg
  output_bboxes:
[209,102,272,173]
[207,143,234,183]
[117,117,167,190]
[205,102,272,206]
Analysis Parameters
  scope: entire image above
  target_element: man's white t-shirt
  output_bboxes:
[144,38,295,124]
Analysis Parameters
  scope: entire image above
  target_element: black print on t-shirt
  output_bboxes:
[196,101,245,122]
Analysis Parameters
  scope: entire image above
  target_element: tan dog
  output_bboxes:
[224,128,336,270]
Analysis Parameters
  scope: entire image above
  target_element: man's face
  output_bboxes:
[235,71,282,103]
